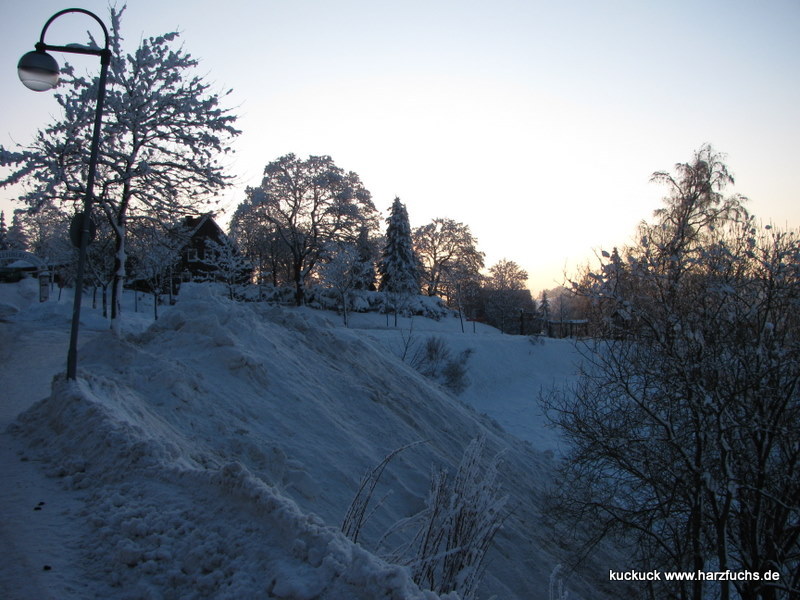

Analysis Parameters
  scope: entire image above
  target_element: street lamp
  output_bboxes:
[18,9,112,380]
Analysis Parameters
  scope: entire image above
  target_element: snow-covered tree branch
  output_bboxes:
[0,5,239,334]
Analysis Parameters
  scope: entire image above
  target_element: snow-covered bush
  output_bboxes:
[346,438,508,599]
[409,337,450,378]
[302,287,450,320]
[549,146,800,599]
[440,353,472,396]
[405,437,508,599]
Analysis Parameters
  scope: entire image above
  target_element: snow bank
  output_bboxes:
[13,374,455,599]
[0,277,39,319]
[9,283,592,599]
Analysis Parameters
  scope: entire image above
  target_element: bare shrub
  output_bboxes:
[410,336,451,377]
[396,437,508,599]
[342,441,426,544]
[405,335,473,394]
[441,349,473,394]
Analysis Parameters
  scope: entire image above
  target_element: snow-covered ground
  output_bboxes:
[0,279,597,599]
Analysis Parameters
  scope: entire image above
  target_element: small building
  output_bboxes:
[127,213,231,296]
[0,250,52,301]
[544,318,589,338]
[177,213,228,282]
[523,314,589,338]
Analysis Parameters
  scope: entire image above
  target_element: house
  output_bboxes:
[176,213,228,282]
[127,213,228,296]
[0,250,44,282]
[127,213,251,298]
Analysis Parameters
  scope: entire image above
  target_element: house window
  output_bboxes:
[186,248,199,262]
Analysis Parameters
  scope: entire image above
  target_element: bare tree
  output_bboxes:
[544,146,800,600]
[241,154,378,305]
[318,242,361,326]
[229,201,292,288]
[484,259,533,333]
[413,217,484,301]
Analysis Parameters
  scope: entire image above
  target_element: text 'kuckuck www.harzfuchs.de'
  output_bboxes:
[609,570,781,582]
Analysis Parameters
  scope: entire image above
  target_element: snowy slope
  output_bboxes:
[1,281,598,599]
[347,311,580,455]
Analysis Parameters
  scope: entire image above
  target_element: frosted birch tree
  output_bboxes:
[0,6,239,333]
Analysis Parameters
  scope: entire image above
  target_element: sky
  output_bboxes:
[1,0,799,292]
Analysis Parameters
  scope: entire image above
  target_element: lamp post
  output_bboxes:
[17,9,112,380]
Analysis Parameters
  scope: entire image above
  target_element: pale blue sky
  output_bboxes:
[1,0,798,291]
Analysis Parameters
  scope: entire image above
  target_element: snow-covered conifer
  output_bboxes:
[539,290,550,321]
[0,211,8,250]
[7,212,29,251]
[378,197,419,297]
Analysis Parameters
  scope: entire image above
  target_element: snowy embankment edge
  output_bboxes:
[11,374,458,600]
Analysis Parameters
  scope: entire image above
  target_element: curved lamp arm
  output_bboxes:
[37,8,111,59]
[18,8,112,91]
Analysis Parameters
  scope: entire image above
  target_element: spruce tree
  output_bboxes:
[378,197,419,295]
[7,212,28,251]
[539,290,550,320]
[0,211,8,250]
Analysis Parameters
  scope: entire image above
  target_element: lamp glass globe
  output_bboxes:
[17,50,60,91]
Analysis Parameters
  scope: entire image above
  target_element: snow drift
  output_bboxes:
[9,284,591,598]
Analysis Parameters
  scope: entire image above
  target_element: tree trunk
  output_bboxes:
[293,264,304,306]
[167,266,174,305]
[341,291,349,327]
[110,215,126,335]
[691,433,705,600]
[102,284,108,319]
